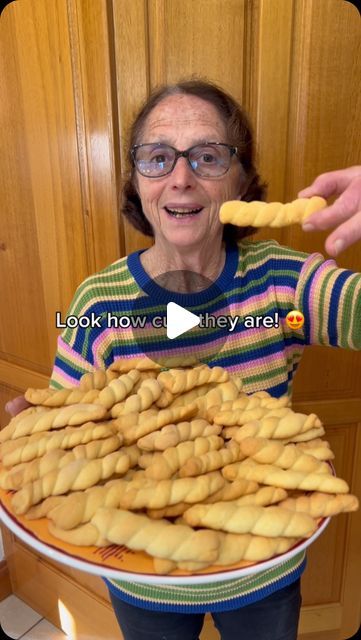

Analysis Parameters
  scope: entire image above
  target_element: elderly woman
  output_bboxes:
[11,81,361,639]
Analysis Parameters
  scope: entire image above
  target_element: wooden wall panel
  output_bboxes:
[0,0,89,380]
[112,0,151,255]
[300,424,357,605]
[244,0,294,209]
[147,0,245,97]
[341,423,361,637]
[66,0,122,271]
[0,0,122,400]
[283,0,361,400]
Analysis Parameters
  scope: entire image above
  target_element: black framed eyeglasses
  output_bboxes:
[131,142,238,178]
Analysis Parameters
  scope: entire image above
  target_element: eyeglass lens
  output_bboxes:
[134,144,233,177]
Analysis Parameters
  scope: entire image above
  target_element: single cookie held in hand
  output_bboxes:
[219,197,327,228]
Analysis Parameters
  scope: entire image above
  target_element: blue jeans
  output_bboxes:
[108,579,301,640]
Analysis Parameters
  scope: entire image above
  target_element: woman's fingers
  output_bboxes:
[323,209,361,257]
[298,167,361,256]
[303,177,361,228]
[298,166,361,199]
[5,395,32,417]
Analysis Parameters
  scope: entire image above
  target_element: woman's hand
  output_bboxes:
[298,166,361,257]
[5,395,32,417]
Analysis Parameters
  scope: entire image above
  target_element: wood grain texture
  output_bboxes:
[283,0,361,402]
[148,0,245,96]
[0,0,89,375]
[0,556,12,602]
[67,0,122,270]
[112,0,151,255]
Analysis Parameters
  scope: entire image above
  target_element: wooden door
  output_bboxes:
[0,1,360,638]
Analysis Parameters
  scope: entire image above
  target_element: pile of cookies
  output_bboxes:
[0,358,358,575]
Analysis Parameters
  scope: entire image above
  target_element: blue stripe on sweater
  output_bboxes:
[328,270,353,346]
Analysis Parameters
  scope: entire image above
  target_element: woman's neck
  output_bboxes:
[140,238,227,285]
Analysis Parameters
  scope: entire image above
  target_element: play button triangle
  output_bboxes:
[166,302,200,339]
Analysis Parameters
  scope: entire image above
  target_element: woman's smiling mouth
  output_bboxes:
[164,205,204,218]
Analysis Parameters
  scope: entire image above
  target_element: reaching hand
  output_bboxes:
[298,166,361,257]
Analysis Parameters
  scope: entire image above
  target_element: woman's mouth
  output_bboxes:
[164,206,204,218]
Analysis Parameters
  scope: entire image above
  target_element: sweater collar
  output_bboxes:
[127,240,239,305]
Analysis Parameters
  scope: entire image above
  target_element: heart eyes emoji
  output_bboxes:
[285,310,305,330]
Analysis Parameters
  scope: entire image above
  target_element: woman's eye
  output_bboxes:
[201,153,216,163]
[151,154,166,163]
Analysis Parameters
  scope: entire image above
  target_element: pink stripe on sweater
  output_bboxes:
[305,258,336,343]
[51,366,82,387]
[231,286,295,309]
[58,335,95,368]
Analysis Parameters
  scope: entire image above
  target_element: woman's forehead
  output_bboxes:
[142,94,227,139]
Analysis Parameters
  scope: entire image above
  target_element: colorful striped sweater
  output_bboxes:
[50,238,361,612]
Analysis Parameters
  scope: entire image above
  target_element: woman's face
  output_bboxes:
[134,94,245,250]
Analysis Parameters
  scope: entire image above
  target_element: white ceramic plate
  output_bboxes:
[0,497,330,585]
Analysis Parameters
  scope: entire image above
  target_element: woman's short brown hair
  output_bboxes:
[122,79,267,241]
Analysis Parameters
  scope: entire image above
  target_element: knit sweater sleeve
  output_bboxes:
[49,269,115,390]
[294,253,361,349]
[49,283,100,390]
[49,256,131,390]
[49,335,96,390]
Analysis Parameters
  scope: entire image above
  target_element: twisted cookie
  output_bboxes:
[25,372,142,407]
[119,403,198,445]
[279,492,359,518]
[295,439,334,461]
[25,387,101,407]
[195,380,242,418]
[178,441,246,477]
[47,480,128,530]
[223,460,349,494]
[168,383,217,408]
[111,378,162,417]
[158,366,229,394]
[79,368,119,391]
[11,446,140,514]
[214,532,297,566]
[153,533,297,572]
[0,404,108,443]
[96,370,141,409]
[115,472,226,510]
[183,502,317,538]
[143,435,224,480]
[137,419,221,451]
[238,437,330,474]
[1,422,116,467]
[49,507,221,563]
[219,196,326,228]
[213,406,291,427]
[146,479,259,519]
[231,412,322,441]
[5,435,122,489]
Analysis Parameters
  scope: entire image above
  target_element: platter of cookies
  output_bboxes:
[0,358,358,585]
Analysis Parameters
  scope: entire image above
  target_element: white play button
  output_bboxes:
[166,302,200,339]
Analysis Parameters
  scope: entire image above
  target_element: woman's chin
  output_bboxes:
[162,226,206,248]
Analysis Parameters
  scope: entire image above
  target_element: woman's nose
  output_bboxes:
[169,156,197,188]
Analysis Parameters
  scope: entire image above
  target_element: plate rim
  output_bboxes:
[0,499,330,585]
